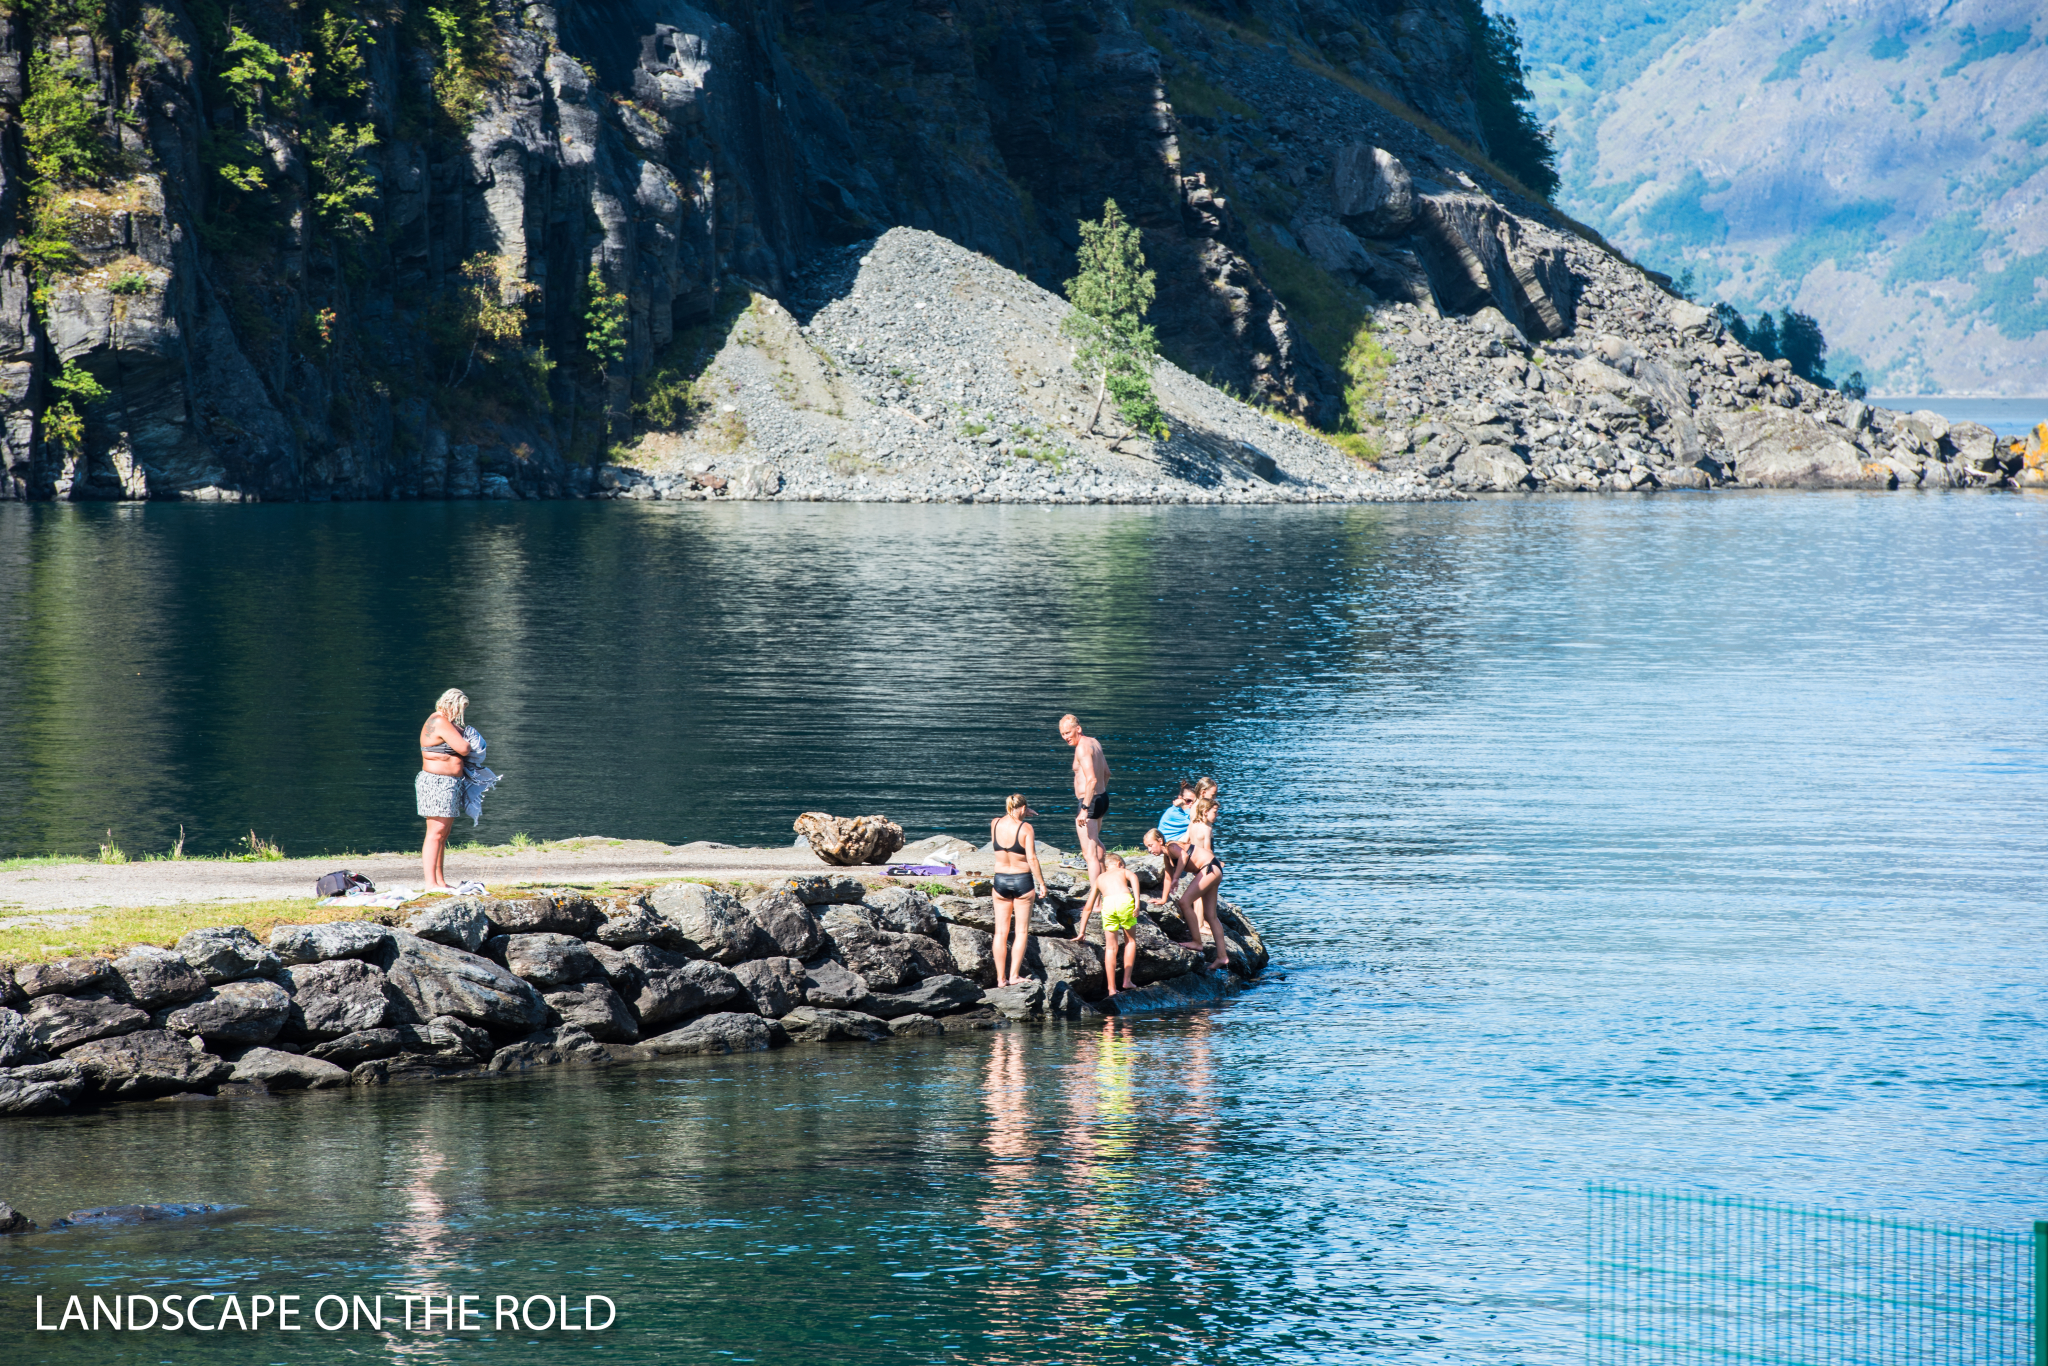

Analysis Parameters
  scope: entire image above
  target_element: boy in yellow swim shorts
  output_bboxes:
[1076,851,1144,998]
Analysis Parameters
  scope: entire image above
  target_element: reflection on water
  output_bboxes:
[2,495,2045,1363]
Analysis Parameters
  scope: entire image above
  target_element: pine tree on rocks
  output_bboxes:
[1061,200,1167,439]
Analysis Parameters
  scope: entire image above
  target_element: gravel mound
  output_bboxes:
[614,229,1438,505]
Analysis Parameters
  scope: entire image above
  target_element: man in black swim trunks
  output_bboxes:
[1059,713,1110,881]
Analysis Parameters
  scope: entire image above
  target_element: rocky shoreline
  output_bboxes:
[0,865,1268,1124]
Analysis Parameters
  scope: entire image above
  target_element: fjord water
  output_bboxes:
[0,497,2043,1363]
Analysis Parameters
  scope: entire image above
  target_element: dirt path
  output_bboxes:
[0,834,997,922]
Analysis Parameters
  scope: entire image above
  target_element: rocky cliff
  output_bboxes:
[0,0,2015,505]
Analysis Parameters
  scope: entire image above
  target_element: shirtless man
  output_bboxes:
[1059,713,1110,880]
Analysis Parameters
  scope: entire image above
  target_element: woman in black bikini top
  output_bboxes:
[1175,796,1232,972]
[988,793,1047,989]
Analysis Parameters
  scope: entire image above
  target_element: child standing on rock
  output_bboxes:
[1076,851,1144,1001]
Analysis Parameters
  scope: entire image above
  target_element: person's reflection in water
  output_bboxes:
[1057,1020,1148,1347]
[976,1030,1043,1355]
[382,1143,462,1354]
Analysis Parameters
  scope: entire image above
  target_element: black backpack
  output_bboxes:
[315,870,375,898]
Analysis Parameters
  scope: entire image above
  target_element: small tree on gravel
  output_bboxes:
[1061,200,1167,439]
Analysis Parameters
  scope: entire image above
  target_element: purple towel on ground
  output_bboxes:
[886,862,958,877]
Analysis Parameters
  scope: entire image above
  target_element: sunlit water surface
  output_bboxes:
[0,496,2042,1363]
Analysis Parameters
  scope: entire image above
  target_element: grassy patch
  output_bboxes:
[0,897,374,967]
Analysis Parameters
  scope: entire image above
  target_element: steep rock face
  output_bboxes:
[0,0,1534,501]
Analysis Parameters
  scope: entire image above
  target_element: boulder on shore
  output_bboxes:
[176,927,283,984]
[650,883,768,963]
[377,931,549,1032]
[229,1047,349,1090]
[793,812,905,866]
[779,1006,891,1043]
[66,1030,232,1098]
[159,979,292,1047]
[632,1012,775,1056]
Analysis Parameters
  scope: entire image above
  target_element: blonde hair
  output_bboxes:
[1192,797,1217,824]
[435,688,469,728]
[1005,793,1028,813]
[1195,776,1218,799]
[1106,851,1125,867]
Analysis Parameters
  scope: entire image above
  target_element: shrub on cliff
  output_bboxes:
[1061,201,1166,439]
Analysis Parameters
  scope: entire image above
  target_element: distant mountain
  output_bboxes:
[1496,0,2048,396]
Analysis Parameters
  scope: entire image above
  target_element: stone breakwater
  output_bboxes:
[0,868,1267,1121]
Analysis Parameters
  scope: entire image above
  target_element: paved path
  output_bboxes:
[0,835,998,922]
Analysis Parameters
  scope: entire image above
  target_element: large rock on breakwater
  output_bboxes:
[0,882,1273,1120]
[793,813,905,867]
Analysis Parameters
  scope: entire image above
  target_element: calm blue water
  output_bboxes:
[1878,394,2045,439]
[0,495,2043,1363]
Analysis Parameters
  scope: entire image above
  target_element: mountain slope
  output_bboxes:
[1499,0,2048,395]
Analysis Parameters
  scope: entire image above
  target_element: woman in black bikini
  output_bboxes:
[1175,796,1231,971]
[989,794,1048,988]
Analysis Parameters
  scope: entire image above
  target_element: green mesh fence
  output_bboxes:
[1585,1184,2043,1365]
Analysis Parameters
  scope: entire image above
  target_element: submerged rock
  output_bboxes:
[49,1202,235,1230]
[778,1006,891,1044]
[0,1201,36,1235]
[487,1026,611,1072]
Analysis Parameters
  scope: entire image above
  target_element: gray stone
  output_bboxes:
[110,947,209,1010]
[902,933,957,979]
[1723,409,1887,488]
[634,1011,775,1056]
[377,930,550,1032]
[352,1053,486,1085]
[229,1047,350,1090]
[1084,916,1203,985]
[866,974,986,1018]
[404,900,490,953]
[593,899,672,948]
[651,882,768,964]
[1452,445,1532,492]
[1107,968,1245,1014]
[1666,300,1714,334]
[1331,143,1415,233]
[282,959,399,1040]
[48,1202,233,1229]
[935,896,995,932]
[0,1201,37,1234]
[0,1060,84,1115]
[778,1006,891,1043]
[158,979,292,1046]
[984,981,1046,1020]
[586,942,639,990]
[488,1025,611,1072]
[175,927,283,984]
[801,959,876,1012]
[67,1030,232,1098]
[731,957,805,1017]
[485,894,601,938]
[0,970,17,1010]
[424,1015,495,1058]
[306,1028,410,1067]
[502,933,603,988]
[28,993,151,1052]
[543,981,639,1042]
[782,875,870,905]
[746,890,826,959]
[864,887,943,939]
[1046,981,1096,1019]
[0,1008,42,1067]
[634,959,745,1028]
[887,1013,943,1037]
[1031,936,1107,1000]
[13,956,114,999]
[821,915,919,990]
[941,923,996,986]
[269,922,394,966]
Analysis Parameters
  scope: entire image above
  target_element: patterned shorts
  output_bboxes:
[416,771,467,819]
